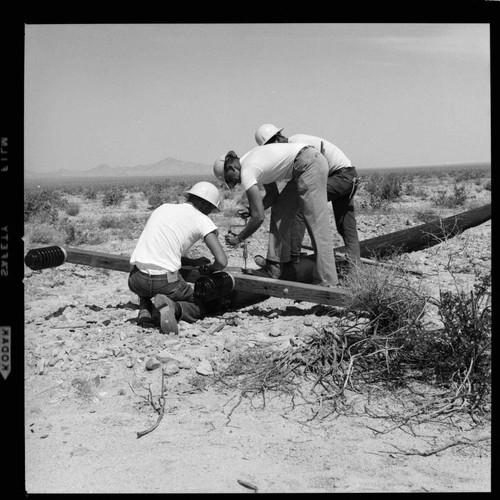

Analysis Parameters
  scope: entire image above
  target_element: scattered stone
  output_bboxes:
[37,359,45,375]
[145,357,161,371]
[157,349,176,362]
[196,359,213,376]
[163,360,180,376]
[303,318,314,327]
[269,324,283,337]
[125,357,134,368]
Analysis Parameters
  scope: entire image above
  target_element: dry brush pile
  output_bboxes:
[214,263,491,428]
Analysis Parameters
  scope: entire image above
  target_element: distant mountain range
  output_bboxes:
[25,157,491,179]
[25,157,212,178]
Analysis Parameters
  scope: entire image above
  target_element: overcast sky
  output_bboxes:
[24,23,490,173]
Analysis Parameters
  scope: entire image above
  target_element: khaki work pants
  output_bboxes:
[266,147,338,287]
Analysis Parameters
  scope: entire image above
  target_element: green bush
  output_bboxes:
[432,183,468,208]
[341,260,426,336]
[98,215,128,229]
[65,202,80,216]
[24,188,68,223]
[27,223,64,245]
[83,187,97,200]
[363,172,403,208]
[102,188,125,207]
[58,218,106,246]
[147,192,171,209]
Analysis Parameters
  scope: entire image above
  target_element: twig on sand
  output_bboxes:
[237,479,259,493]
[386,435,490,457]
[136,368,166,439]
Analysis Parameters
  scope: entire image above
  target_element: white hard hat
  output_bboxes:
[213,154,226,183]
[184,181,221,210]
[255,123,283,146]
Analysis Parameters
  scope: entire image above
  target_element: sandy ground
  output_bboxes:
[22,206,491,494]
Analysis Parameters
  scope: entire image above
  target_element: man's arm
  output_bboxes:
[203,230,228,272]
[234,184,265,241]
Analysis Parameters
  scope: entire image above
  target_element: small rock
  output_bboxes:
[157,349,176,362]
[196,359,213,376]
[125,357,134,368]
[303,318,314,327]
[37,359,45,375]
[145,357,161,371]
[119,331,127,341]
[269,324,283,337]
[163,360,180,376]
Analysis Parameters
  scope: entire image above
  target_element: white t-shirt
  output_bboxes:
[288,134,351,174]
[130,203,217,274]
[239,143,308,191]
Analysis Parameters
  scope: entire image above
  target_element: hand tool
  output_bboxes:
[228,212,249,271]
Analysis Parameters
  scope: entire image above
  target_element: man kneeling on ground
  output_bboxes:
[128,181,228,334]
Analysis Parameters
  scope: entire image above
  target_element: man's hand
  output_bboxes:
[189,256,210,267]
[198,263,213,275]
[225,234,240,246]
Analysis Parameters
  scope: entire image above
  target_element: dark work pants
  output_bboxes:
[128,266,204,323]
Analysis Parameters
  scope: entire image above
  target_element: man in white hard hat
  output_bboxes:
[128,181,228,334]
[255,124,361,267]
[213,146,339,287]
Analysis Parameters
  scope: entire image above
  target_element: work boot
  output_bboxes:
[253,255,281,279]
[137,308,153,327]
[153,294,179,335]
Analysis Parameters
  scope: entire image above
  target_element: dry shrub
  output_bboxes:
[65,202,80,216]
[26,222,64,245]
[215,262,490,425]
[340,262,426,336]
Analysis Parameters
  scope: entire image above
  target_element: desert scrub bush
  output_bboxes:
[432,183,468,208]
[57,217,106,245]
[83,187,97,200]
[340,261,426,336]
[24,188,68,223]
[147,192,172,209]
[65,202,80,216]
[362,172,403,209]
[215,263,490,423]
[98,214,130,229]
[26,222,64,245]
[102,188,125,207]
[401,274,491,410]
[58,217,106,246]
